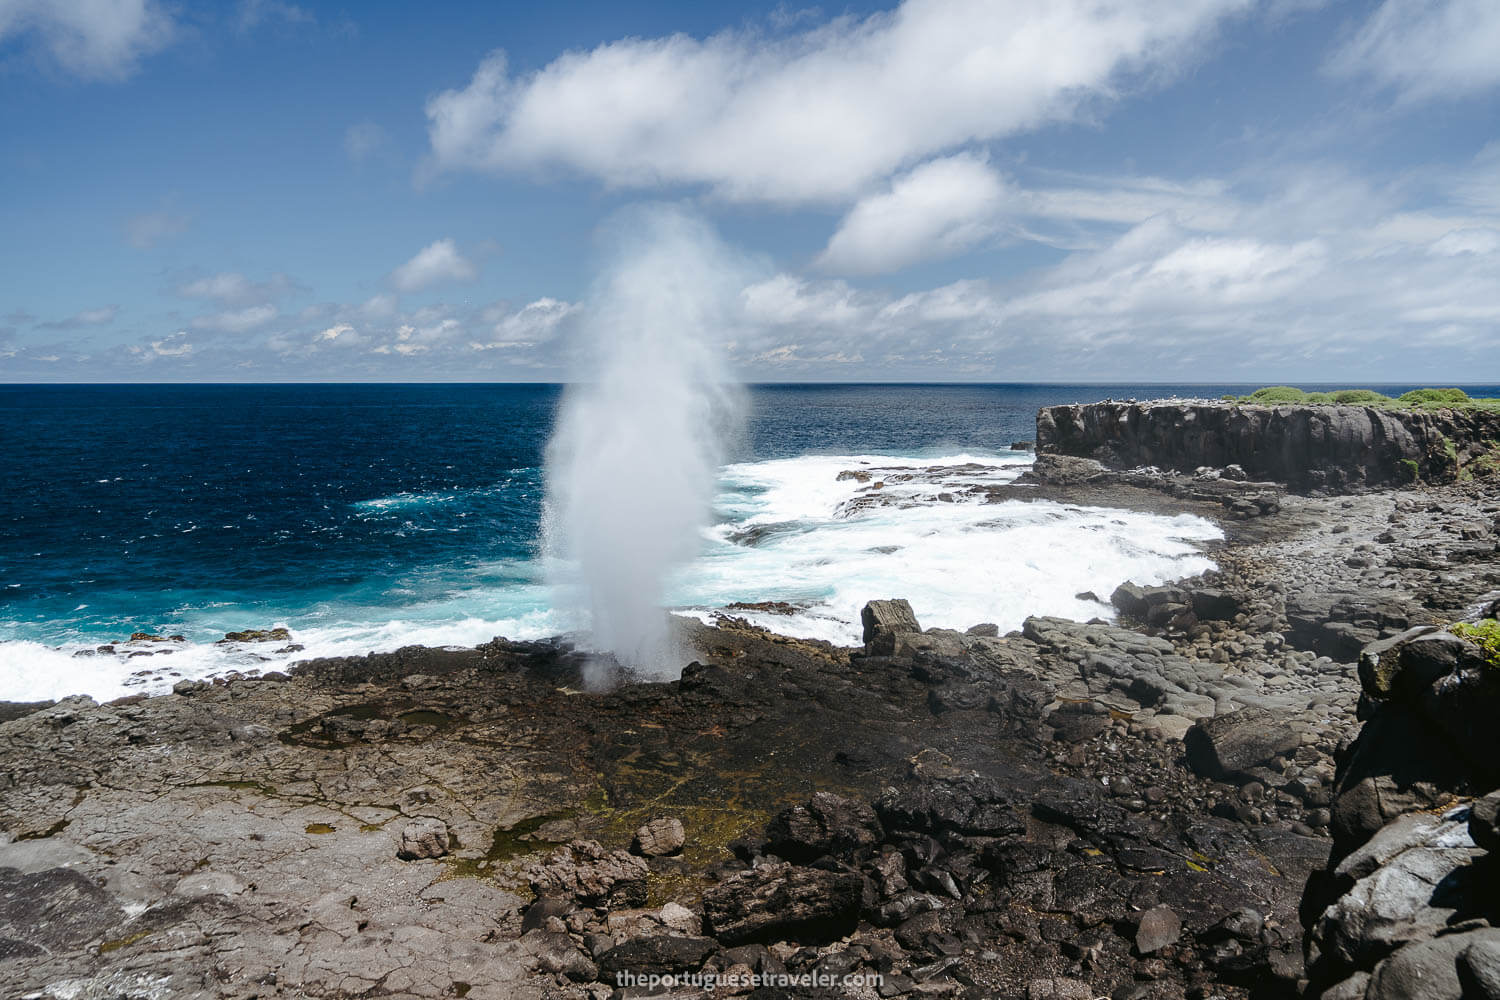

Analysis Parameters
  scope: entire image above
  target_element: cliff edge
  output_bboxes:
[1037,400,1500,491]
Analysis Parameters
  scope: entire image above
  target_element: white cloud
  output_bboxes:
[191,304,278,333]
[148,333,193,357]
[389,239,478,292]
[471,297,580,349]
[816,160,1248,274]
[0,0,175,79]
[128,331,193,360]
[721,163,1500,379]
[1428,228,1500,257]
[1019,174,1239,234]
[177,271,296,306]
[361,293,398,319]
[425,0,1251,203]
[1327,0,1500,103]
[39,305,119,329]
[817,154,1011,274]
[125,208,189,248]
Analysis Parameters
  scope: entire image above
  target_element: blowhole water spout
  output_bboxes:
[543,206,747,686]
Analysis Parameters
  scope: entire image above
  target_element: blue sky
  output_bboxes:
[1,0,1498,382]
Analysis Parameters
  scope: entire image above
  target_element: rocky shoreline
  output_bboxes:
[2,407,1499,1000]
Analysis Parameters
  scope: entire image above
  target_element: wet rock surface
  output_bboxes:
[0,463,1496,998]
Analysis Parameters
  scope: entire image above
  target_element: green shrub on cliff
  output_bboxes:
[1452,620,1500,668]
[1246,386,1313,403]
[1397,387,1470,408]
[1330,389,1390,404]
[1233,386,1500,411]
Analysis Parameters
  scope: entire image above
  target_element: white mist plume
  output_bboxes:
[543,205,747,682]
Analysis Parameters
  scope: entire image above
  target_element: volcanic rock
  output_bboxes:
[526,839,649,908]
[396,816,450,860]
[631,816,685,857]
[764,791,882,863]
[701,863,863,945]
[1184,707,1299,780]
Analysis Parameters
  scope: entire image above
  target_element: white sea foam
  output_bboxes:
[667,451,1221,644]
[352,491,462,512]
[0,450,1222,702]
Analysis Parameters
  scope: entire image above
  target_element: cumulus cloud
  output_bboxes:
[261,296,582,372]
[389,239,478,292]
[728,164,1500,380]
[38,305,119,329]
[176,271,297,306]
[817,159,1250,273]
[125,207,189,249]
[1327,0,1500,103]
[127,331,193,360]
[425,0,1251,203]
[0,0,175,79]
[190,304,279,334]
[817,155,1011,274]
[471,297,580,350]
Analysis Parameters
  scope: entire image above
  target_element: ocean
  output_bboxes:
[0,382,1479,702]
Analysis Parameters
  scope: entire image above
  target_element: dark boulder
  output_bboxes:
[1185,708,1300,781]
[1366,929,1500,1000]
[1358,626,1465,700]
[217,627,292,644]
[596,935,717,976]
[861,599,921,654]
[876,772,1028,839]
[1470,791,1500,854]
[765,791,882,863]
[1191,588,1242,622]
[702,863,863,945]
[1110,583,1150,620]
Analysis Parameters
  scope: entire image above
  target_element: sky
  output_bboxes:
[1,0,1498,383]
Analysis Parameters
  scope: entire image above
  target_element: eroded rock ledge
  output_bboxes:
[1037,401,1500,492]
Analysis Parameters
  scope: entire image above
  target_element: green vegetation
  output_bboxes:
[1330,389,1390,404]
[1472,442,1500,478]
[1233,386,1500,411]
[1397,388,1472,407]
[1244,386,1323,403]
[1398,458,1419,483]
[1452,619,1500,668]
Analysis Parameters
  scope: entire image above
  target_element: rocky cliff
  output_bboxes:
[1037,400,1500,491]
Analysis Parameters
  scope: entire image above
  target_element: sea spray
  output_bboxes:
[543,206,747,683]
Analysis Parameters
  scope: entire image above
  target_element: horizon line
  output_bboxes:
[6,379,1500,388]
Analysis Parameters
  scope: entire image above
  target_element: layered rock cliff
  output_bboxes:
[1037,400,1500,491]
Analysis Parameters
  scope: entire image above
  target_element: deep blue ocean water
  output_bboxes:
[3,382,1494,700]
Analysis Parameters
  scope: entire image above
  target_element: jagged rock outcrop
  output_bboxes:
[1302,624,1500,997]
[1037,400,1500,491]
